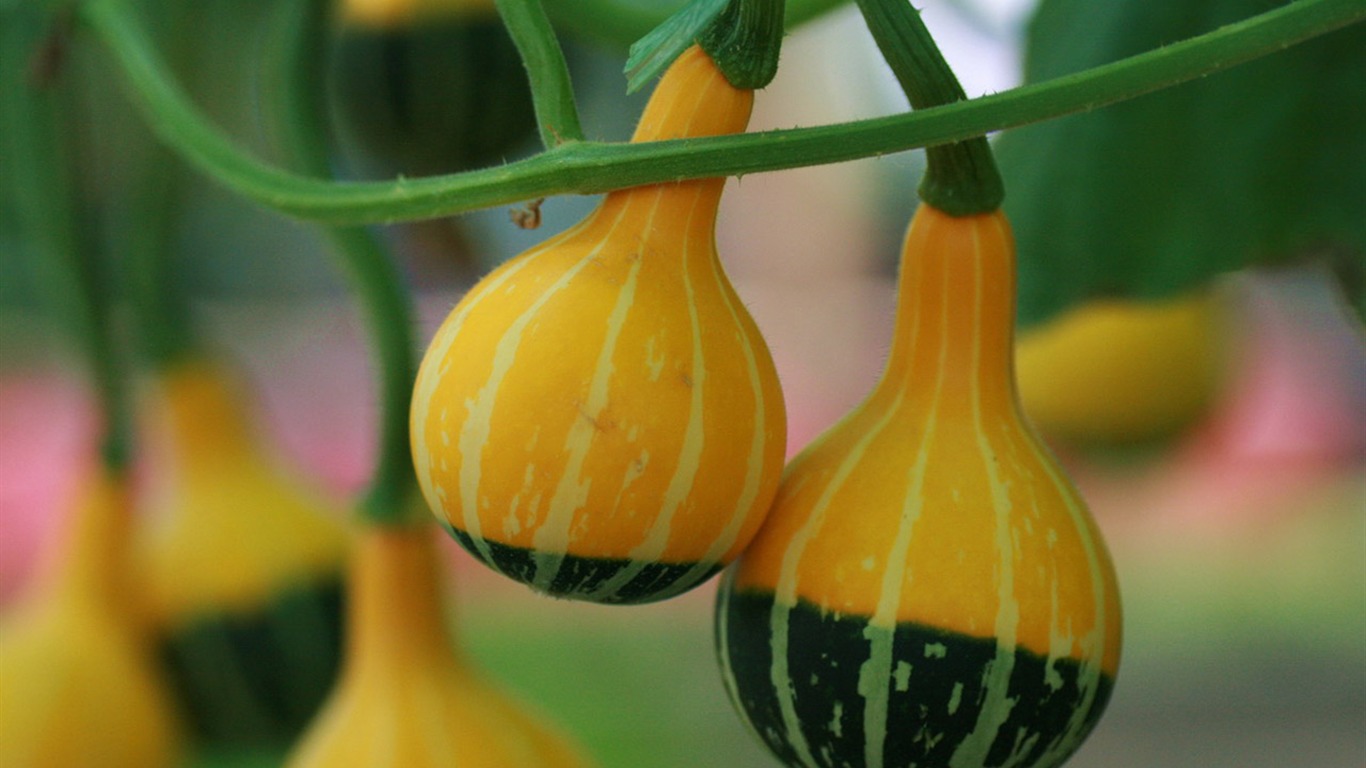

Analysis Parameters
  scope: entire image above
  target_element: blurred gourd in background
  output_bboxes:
[330,0,537,178]
[285,523,595,768]
[0,468,184,768]
[134,359,350,748]
[1015,291,1229,446]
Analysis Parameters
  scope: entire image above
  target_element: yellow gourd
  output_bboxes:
[716,205,1122,768]
[411,46,786,604]
[340,0,495,28]
[285,524,594,768]
[135,360,350,745]
[0,468,183,768]
[1015,292,1226,445]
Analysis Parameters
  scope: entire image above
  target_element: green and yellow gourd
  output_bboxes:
[411,46,786,604]
[0,467,183,768]
[135,361,349,746]
[285,523,594,768]
[716,205,1122,767]
[331,0,536,177]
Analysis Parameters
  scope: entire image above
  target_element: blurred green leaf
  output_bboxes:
[995,0,1366,327]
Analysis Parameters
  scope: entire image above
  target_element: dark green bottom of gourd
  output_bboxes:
[445,523,720,604]
[718,588,1114,768]
[158,576,344,748]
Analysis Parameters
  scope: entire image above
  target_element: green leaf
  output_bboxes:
[995,0,1366,328]
[624,0,728,93]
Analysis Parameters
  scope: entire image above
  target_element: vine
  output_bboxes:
[74,0,1366,225]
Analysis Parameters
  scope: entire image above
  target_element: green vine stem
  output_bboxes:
[494,0,584,148]
[855,0,1003,215]
[268,0,423,527]
[3,6,132,474]
[77,0,1365,225]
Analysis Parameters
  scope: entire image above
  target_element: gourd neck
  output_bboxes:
[582,45,752,249]
[157,361,261,471]
[343,524,460,682]
[876,205,1019,414]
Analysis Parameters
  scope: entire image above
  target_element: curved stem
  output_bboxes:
[79,0,1366,225]
[855,0,1002,214]
[3,5,132,473]
[495,0,583,147]
[269,0,422,526]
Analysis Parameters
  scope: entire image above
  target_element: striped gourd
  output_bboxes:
[716,204,1122,768]
[285,524,594,768]
[0,468,183,768]
[135,361,349,746]
[410,46,786,604]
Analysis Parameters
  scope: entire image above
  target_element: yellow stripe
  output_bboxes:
[412,252,535,538]
[582,188,708,600]
[454,206,630,570]
[857,254,945,767]
[949,220,1021,767]
[531,198,654,591]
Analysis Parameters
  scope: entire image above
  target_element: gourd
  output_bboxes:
[1015,292,1225,445]
[0,468,183,768]
[285,523,594,768]
[716,204,1122,768]
[410,45,787,604]
[135,361,349,746]
[331,0,536,177]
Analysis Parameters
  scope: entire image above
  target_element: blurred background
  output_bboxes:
[2,0,1363,766]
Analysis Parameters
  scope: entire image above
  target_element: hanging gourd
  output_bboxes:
[135,360,350,747]
[411,45,787,604]
[331,0,537,178]
[284,524,594,768]
[1015,291,1227,446]
[715,3,1121,766]
[0,468,184,768]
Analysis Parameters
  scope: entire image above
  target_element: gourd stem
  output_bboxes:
[699,0,786,89]
[77,0,1365,224]
[268,0,423,527]
[3,5,132,474]
[122,0,195,368]
[854,0,1003,214]
[494,0,584,148]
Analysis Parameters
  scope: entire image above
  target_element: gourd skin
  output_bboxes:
[0,469,183,768]
[285,524,593,768]
[717,206,1121,768]
[135,361,349,746]
[411,47,786,604]
[1015,292,1224,445]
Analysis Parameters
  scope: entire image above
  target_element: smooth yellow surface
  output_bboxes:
[0,470,183,768]
[732,206,1122,675]
[411,48,785,583]
[285,525,594,768]
[1016,292,1226,444]
[135,362,349,627]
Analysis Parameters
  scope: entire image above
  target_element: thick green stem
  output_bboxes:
[3,6,132,473]
[494,0,583,147]
[855,0,1002,214]
[699,0,785,89]
[269,0,422,527]
[78,0,1366,224]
